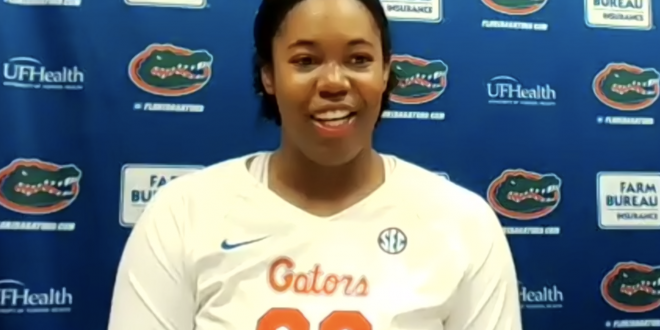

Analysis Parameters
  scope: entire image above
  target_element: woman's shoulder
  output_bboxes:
[389,156,496,226]
[153,152,263,204]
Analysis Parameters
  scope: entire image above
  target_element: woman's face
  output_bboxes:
[261,0,389,166]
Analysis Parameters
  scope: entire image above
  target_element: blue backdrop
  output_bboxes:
[1,0,659,329]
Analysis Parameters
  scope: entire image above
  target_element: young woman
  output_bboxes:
[107,0,522,329]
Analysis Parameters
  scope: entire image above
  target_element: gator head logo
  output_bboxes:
[482,0,547,15]
[487,169,561,220]
[593,63,660,111]
[0,159,82,215]
[601,262,660,313]
[390,55,447,105]
[129,44,213,97]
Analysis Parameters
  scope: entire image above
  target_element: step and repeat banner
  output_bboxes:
[0,0,659,329]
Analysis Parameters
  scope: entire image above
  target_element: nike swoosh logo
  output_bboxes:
[221,236,268,250]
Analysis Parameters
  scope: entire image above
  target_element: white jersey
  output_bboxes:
[108,153,522,330]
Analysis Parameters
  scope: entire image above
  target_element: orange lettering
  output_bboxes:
[258,308,309,330]
[257,309,372,330]
[267,257,369,297]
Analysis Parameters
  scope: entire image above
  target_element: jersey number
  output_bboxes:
[257,308,372,330]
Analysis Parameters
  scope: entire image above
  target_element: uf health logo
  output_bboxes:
[585,0,653,31]
[0,279,72,314]
[486,75,557,106]
[2,57,84,90]
[597,172,660,230]
[518,281,564,309]
[380,0,442,23]
[119,164,203,227]
[125,0,207,8]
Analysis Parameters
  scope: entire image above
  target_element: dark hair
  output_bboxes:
[252,0,398,125]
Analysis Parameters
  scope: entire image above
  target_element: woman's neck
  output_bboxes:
[269,147,384,201]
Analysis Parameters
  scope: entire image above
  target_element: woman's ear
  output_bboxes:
[382,61,391,93]
[261,65,275,95]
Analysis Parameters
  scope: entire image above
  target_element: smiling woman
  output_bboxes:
[106,0,522,329]
[253,0,397,169]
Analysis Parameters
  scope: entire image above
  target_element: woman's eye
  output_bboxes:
[351,56,371,65]
[295,57,314,66]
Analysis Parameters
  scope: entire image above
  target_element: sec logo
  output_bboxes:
[378,227,407,254]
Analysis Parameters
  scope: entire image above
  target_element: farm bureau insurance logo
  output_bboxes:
[0,279,72,314]
[125,0,206,8]
[593,63,658,126]
[600,262,660,328]
[2,57,84,90]
[382,54,447,121]
[597,172,659,230]
[0,159,81,232]
[481,0,548,31]
[487,169,561,235]
[379,0,442,23]
[129,44,213,113]
[120,164,203,227]
[585,0,653,31]
[487,75,556,106]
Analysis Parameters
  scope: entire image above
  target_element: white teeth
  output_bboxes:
[611,78,660,95]
[64,177,79,185]
[399,70,445,88]
[151,62,211,79]
[313,110,351,120]
[313,116,356,128]
[324,120,345,127]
